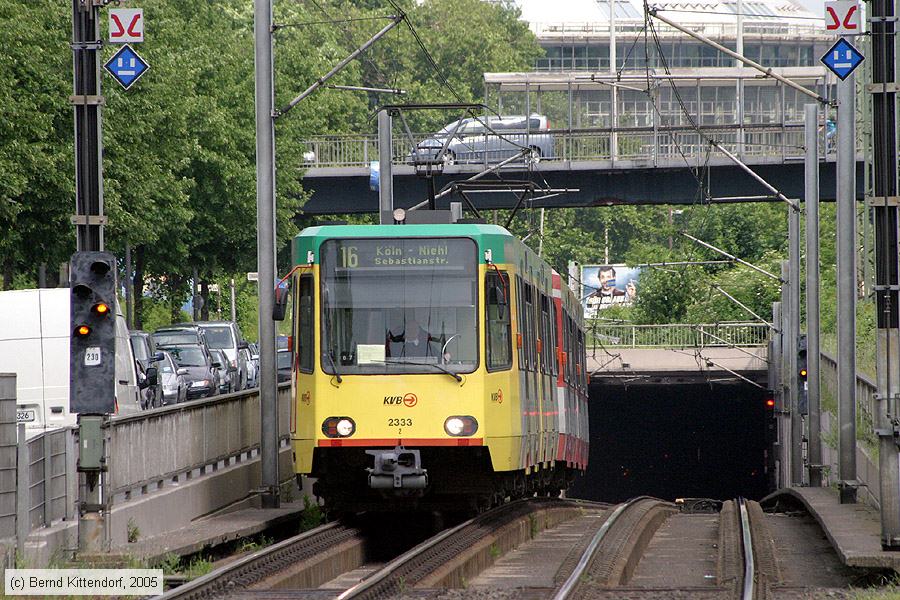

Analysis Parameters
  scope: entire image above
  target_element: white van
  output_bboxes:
[0,288,141,429]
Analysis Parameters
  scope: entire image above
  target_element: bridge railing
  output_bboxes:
[0,378,292,553]
[299,124,812,170]
[587,322,770,348]
[106,384,291,503]
[817,353,879,506]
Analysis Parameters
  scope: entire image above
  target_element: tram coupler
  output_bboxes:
[366,446,427,490]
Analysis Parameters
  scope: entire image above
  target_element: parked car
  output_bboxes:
[130,330,164,409]
[276,349,293,383]
[196,322,250,391]
[158,350,188,405]
[160,343,219,400]
[241,347,257,388]
[152,325,209,350]
[211,349,238,394]
[407,114,554,166]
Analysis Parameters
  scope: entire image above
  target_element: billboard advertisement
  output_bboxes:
[581,264,640,318]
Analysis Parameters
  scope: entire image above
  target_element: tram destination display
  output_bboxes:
[323,238,475,270]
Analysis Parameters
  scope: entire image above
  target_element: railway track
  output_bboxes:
[157,521,365,600]
[160,497,590,600]
[161,495,869,599]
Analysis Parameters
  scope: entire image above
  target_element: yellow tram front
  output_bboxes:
[285,223,578,513]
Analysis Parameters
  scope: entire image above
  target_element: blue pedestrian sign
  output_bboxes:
[821,38,864,80]
[103,44,149,90]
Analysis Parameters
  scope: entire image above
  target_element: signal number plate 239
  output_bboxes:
[84,347,102,366]
[388,418,412,427]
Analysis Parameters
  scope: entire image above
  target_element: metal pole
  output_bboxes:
[837,70,857,504]
[277,16,403,116]
[72,0,107,554]
[772,301,787,488]
[648,9,827,105]
[254,0,279,508]
[805,103,823,487]
[71,0,104,253]
[609,5,618,163]
[789,198,802,485]
[230,278,237,323]
[780,260,795,486]
[378,109,393,223]
[871,0,900,546]
[538,208,545,257]
[735,0,744,155]
[125,243,132,330]
[709,141,801,212]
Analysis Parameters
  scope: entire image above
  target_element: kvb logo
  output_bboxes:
[491,389,503,404]
[383,393,418,407]
[109,9,144,43]
[825,1,860,34]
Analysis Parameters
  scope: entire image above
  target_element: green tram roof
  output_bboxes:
[292,223,516,265]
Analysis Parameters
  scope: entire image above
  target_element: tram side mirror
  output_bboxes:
[273,286,289,321]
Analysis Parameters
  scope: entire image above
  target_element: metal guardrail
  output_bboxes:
[0,374,292,552]
[529,20,831,40]
[299,124,816,170]
[587,322,770,348]
[819,352,877,448]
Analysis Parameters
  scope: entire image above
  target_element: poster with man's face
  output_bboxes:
[581,264,640,318]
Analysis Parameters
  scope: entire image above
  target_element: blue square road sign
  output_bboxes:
[104,44,150,90]
[821,38,864,81]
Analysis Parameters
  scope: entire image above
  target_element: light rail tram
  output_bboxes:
[275,218,589,513]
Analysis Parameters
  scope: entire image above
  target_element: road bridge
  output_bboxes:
[298,68,865,214]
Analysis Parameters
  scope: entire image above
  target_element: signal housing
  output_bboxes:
[69,251,118,414]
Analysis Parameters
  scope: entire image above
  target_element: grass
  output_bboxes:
[850,584,900,599]
[299,494,324,532]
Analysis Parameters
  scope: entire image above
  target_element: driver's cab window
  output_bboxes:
[297,275,314,373]
[386,307,475,364]
[486,271,511,371]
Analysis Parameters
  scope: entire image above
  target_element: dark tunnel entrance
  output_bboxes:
[569,382,773,503]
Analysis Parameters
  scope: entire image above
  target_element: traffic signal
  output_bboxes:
[70,251,117,414]
[797,334,808,415]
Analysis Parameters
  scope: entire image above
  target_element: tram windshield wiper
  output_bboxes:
[371,358,462,382]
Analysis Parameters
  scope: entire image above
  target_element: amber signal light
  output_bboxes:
[765,398,776,408]
[75,325,91,337]
[92,302,110,316]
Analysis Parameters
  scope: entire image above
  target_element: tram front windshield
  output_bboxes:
[320,238,478,375]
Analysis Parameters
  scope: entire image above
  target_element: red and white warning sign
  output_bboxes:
[109,8,144,43]
[824,0,861,34]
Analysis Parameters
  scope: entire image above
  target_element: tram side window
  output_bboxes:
[579,329,587,389]
[525,283,536,371]
[540,294,551,375]
[550,302,559,377]
[298,275,314,373]
[562,313,570,384]
[516,276,525,370]
[486,271,512,371]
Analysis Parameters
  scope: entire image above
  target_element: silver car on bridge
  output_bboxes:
[408,114,554,166]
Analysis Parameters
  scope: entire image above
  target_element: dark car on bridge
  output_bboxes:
[408,114,554,166]
[160,343,220,400]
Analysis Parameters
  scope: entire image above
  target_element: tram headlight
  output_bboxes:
[322,416,356,438]
[444,416,478,437]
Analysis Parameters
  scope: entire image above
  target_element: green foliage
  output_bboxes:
[127,518,140,543]
[299,494,324,531]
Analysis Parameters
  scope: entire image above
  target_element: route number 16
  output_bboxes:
[340,246,358,268]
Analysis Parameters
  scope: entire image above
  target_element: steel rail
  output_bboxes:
[157,521,356,600]
[552,497,647,600]
[339,497,581,599]
[738,497,756,600]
